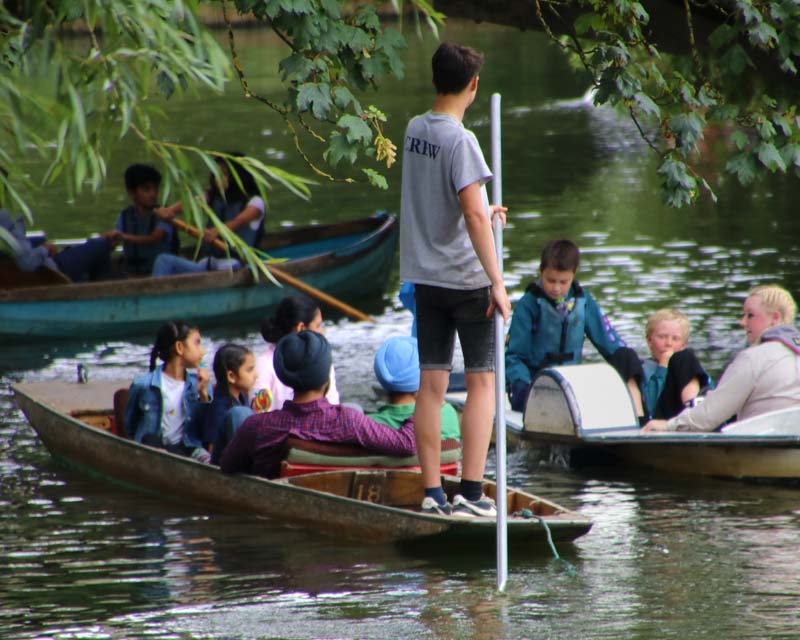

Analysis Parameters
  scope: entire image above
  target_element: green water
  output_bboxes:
[2,20,800,640]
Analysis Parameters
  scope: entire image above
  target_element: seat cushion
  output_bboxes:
[284,436,461,467]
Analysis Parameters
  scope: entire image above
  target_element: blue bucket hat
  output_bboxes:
[274,330,332,392]
[374,336,420,393]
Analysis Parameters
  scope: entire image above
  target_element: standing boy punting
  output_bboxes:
[399,42,510,517]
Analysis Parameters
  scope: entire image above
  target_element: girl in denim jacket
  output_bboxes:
[125,321,212,461]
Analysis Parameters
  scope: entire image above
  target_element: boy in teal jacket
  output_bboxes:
[505,239,632,412]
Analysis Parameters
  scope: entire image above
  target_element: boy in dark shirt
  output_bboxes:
[109,164,179,275]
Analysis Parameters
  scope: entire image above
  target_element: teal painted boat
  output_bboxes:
[13,379,593,546]
[0,213,397,344]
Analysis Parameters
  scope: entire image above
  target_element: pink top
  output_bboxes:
[251,342,339,412]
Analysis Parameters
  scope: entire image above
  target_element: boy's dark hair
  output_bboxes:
[125,164,162,191]
[540,239,580,273]
[212,343,252,401]
[260,295,320,344]
[432,42,484,95]
[149,320,198,371]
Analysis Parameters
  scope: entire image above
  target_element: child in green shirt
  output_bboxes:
[368,336,460,440]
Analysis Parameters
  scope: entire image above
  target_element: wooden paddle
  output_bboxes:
[168,217,374,322]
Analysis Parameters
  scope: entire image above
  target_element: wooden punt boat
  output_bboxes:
[0,213,397,344]
[448,363,800,480]
[12,379,593,545]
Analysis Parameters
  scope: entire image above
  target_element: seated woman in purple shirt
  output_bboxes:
[219,330,416,479]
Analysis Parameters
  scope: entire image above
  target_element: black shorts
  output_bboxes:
[414,284,495,372]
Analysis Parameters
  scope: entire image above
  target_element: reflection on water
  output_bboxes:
[3,19,800,640]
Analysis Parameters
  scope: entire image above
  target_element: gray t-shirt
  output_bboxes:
[399,112,493,290]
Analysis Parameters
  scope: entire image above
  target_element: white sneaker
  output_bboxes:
[452,494,497,518]
[420,496,453,516]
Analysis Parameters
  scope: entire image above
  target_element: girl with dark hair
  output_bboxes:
[251,295,340,412]
[150,153,266,276]
[202,153,264,252]
[203,343,257,464]
[124,321,212,461]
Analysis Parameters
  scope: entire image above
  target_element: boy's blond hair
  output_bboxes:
[749,285,797,325]
[645,309,691,343]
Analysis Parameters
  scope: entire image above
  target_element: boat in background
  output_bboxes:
[12,379,593,546]
[447,363,800,481]
[0,213,397,344]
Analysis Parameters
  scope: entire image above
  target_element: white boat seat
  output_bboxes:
[721,407,800,436]
[523,363,639,437]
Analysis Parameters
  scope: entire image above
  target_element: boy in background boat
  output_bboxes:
[220,331,416,479]
[0,168,113,283]
[399,42,510,517]
[368,336,460,441]
[0,209,113,283]
[106,164,180,276]
[505,239,641,414]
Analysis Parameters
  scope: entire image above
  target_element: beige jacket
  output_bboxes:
[667,340,800,432]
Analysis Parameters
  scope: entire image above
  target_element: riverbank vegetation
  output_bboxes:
[2,1,799,264]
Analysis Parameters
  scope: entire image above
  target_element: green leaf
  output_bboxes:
[332,86,362,113]
[352,6,380,30]
[708,104,739,121]
[375,27,405,53]
[725,152,758,184]
[296,82,332,119]
[738,2,762,26]
[630,2,649,22]
[337,114,372,144]
[633,92,660,117]
[319,0,341,18]
[780,143,800,169]
[779,56,798,74]
[697,85,718,108]
[709,24,737,50]
[574,12,603,35]
[671,112,705,150]
[756,142,786,171]
[756,118,776,139]
[324,131,358,167]
[773,113,793,137]
[279,53,314,82]
[359,54,386,81]
[748,22,778,47]
[730,130,749,150]
[341,25,373,53]
[658,157,697,191]
[362,168,388,189]
[720,44,754,74]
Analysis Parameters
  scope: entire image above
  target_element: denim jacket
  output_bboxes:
[125,366,207,449]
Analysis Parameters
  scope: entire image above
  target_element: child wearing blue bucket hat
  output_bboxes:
[368,336,460,441]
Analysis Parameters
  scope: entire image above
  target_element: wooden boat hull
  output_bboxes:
[0,214,397,343]
[13,380,592,545]
[608,441,800,479]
